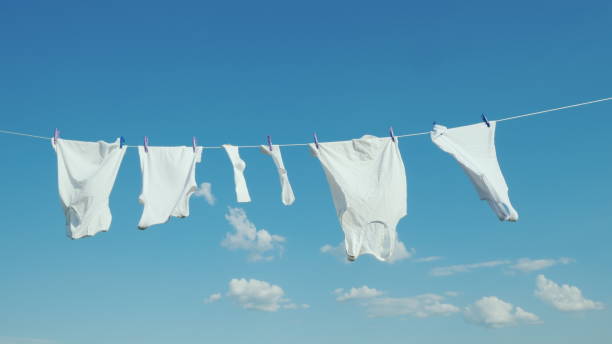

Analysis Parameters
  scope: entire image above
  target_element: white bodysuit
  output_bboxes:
[223,144,251,203]
[137,146,203,229]
[53,138,126,239]
[259,145,295,206]
[309,135,407,262]
[431,122,518,221]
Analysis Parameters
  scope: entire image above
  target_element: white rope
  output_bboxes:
[1,96,611,147]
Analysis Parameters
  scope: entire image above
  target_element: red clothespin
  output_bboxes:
[267,135,273,151]
[313,132,320,149]
[144,136,149,153]
[389,126,396,142]
[53,128,60,144]
[192,136,197,152]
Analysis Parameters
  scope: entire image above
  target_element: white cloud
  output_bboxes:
[320,238,413,263]
[464,296,541,328]
[222,207,285,262]
[226,278,307,312]
[335,286,384,302]
[510,258,573,273]
[535,274,604,312]
[204,293,222,304]
[194,182,216,205]
[414,256,443,263]
[366,294,460,318]
[430,260,511,277]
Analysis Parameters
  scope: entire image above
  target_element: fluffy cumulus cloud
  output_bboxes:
[204,293,222,304]
[320,238,414,263]
[334,286,384,302]
[222,207,285,262]
[464,296,540,328]
[510,258,573,273]
[430,260,511,277]
[226,278,308,312]
[334,286,459,318]
[535,275,603,312]
[194,182,216,205]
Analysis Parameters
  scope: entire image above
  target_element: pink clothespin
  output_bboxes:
[192,136,197,152]
[144,136,149,153]
[267,135,273,151]
[313,132,319,149]
[389,127,395,142]
[53,128,60,144]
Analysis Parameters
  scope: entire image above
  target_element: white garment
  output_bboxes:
[53,138,126,239]
[309,135,407,262]
[223,144,251,203]
[431,121,518,221]
[260,145,295,206]
[137,146,203,229]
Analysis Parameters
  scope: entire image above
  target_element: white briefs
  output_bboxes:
[260,145,295,206]
[310,135,407,262]
[223,144,251,203]
[53,138,126,239]
[137,146,203,229]
[431,121,518,221]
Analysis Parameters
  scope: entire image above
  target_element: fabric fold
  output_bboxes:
[260,145,295,205]
[53,138,127,239]
[223,144,251,203]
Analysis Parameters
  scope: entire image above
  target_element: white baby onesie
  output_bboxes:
[259,145,295,206]
[53,138,126,239]
[137,146,203,229]
[431,121,518,221]
[309,135,407,262]
[223,144,251,203]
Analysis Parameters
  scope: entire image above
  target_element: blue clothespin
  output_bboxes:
[120,136,125,149]
[144,136,149,153]
[53,128,59,144]
[389,126,395,142]
[267,135,273,151]
[192,136,197,152]
[313,132,320,149]
[433,121,437,126]
[481,113,490,127]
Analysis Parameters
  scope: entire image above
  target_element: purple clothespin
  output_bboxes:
[53,128,59,144]
[144,136,149,153]
[481,113,490,127]
[313,132,319,149]
[267,135,273,151]
[192,136,197,152]
[389,126,396,142]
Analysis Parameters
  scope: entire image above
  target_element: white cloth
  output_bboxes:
[223,144,251,203]
[260,145,295,205]
[53,138,126,239]
[431,121,518,221]
[137,146,203,229]
[309,135,407,262]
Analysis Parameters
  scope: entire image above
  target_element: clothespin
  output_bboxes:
[433,121,437,126]
[144,136,149,153]
[53,128,59,144]
[192,136,197,152]
[389,126,395,142]
[313,132,320,149]
[481,113,490,127]
[120,136,125,149]
[267,135,273,151]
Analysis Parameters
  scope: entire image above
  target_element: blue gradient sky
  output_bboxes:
[0,1,611,343]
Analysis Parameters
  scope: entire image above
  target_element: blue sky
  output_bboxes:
[1,1,611,343]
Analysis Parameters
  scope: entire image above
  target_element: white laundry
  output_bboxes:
[431,121,518,221]
[53,138,126,239]
[137,146,203,229]
[260,145,295,205]
[223,144,251,203]
[309,135,407,262]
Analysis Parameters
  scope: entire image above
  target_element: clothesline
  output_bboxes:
[1,96,611,148]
